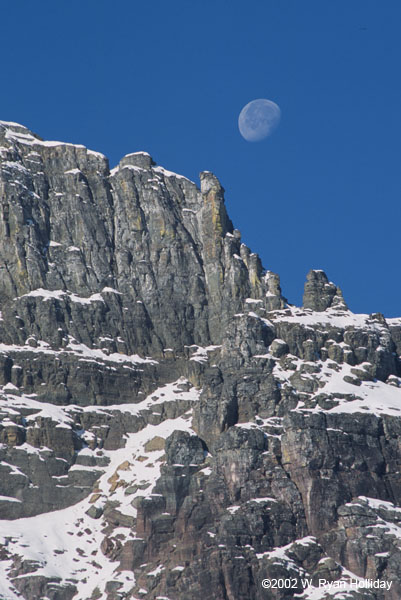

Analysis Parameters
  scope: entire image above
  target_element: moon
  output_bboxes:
[238,99,281,142]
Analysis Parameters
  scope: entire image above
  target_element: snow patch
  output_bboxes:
[153,165,194,183]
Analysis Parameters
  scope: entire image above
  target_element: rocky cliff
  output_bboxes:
[0,120,400,600]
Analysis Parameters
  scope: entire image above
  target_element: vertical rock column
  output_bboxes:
[199,171,233,342]
[303,269,347,311]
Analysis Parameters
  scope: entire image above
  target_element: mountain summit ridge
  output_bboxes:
[0,120,280,357]
[0,122,400,600]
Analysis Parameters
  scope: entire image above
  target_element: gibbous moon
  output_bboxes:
[238,99,281,142]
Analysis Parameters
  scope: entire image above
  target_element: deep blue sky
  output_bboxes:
[1,1,400,316]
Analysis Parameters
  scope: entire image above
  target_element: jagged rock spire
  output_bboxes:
[303,269,347,311]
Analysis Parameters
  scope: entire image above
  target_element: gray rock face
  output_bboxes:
[0,121,400,600]
[165,430,206,466]
[303,269,347,311]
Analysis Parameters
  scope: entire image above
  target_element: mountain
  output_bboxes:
[0,120,400,600]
